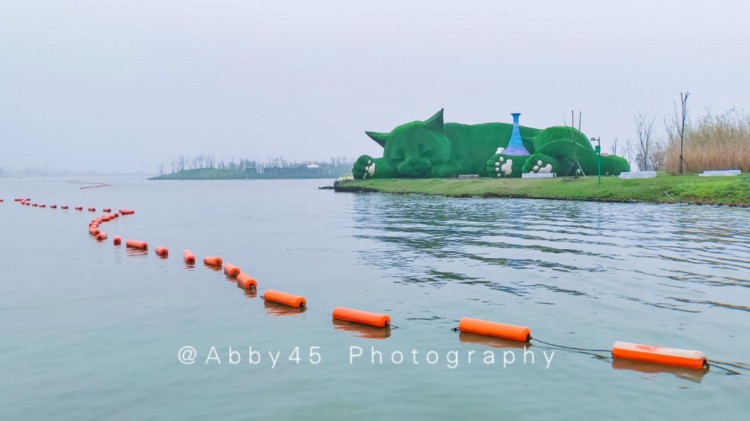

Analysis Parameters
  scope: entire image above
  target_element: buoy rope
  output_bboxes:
[80,184,111,189]
[452,328,611,355]
[65,180,112,189]
[707,359,750,370]
[530,337,611,354]
[707,359,750,375]
[706,362,738,374]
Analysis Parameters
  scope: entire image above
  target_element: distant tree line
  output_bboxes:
[158,155,353,177]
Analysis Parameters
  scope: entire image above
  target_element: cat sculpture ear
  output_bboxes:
[365,131,390,148]
[424,108,445,133]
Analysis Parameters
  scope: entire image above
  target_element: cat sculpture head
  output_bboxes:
[365,109,452,178]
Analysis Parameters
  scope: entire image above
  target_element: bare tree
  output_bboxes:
[664,92,691,173]
[677,93,689,173]
[610,137,619,156]
[633,113,658,171]
[158,163,165,176]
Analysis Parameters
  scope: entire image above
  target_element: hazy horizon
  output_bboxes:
[2,0,749,174]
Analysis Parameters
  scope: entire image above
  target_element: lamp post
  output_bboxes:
[592,137,601,185]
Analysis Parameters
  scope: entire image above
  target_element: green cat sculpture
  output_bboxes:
[352,109,629,178]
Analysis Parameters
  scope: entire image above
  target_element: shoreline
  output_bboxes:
[334,174,750,207]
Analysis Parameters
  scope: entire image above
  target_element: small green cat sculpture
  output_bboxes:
[352,109,629,178]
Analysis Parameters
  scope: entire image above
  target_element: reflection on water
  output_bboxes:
[263,300,306,317]
[612,359,707,384]
[237,285,258,299]
[458,332,528,350]
[125,248,148,257]
[332,319,391,340]
[353,195,750,315]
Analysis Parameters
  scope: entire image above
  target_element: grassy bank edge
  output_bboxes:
[335,174,750,207]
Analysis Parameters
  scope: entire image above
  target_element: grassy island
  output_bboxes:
[150,168,334,180]
[335,174,750,207]
[150,169,247,180]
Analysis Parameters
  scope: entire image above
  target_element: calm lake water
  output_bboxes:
[1,178,749,420]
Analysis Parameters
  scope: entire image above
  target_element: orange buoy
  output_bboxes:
[61,205,68,210]
[126,240,148,249]
[237,273,257,290]
[88,207,96,212]
[39,204,46,208]
[223,263,241,277]
[263,289,306,308]
[75,206,83,211]
[611,341,707,370]
[113,236,122,246]
[103,208,111,213]
[183,250,196,265]
[155,246,169,257]
[50,205,57,209]
[203,256,223,267]
[119,209,135,215]
[332,307,390,328]
[89,227,100,236]
[96,233,108,241]
[458,318,531,342]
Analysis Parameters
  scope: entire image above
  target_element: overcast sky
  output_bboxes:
[1,0,748,173]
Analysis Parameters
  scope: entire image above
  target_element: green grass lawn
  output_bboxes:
[338,173,750,206]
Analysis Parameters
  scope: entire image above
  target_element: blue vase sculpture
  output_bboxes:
[503,113,530,156]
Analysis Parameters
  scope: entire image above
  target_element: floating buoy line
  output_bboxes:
[6,196,748,376]
[65,180,112,189]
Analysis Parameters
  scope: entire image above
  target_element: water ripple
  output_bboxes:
[353,195,750,316]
